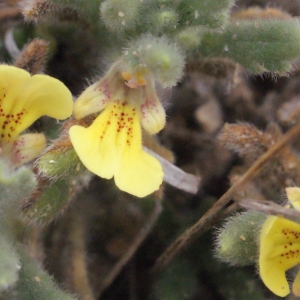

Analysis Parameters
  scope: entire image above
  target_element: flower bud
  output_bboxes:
[215,211,266,266]
[100,0,142,32]
[37,147,85,179]
[123,35,185,87]
[175,26,206,52]
[146,9,179,34]
[21,0,57,23]
[36,127,86,180]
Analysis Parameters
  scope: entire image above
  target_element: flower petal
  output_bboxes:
[111,100,164,196]
[73,79,114,120]
[70,100,164,197]
[0,66,30,142]
[73,61,126,120]
[260,215,300,297]
[140,84,166,135]
[286,187,300,210]
[0,66,72,143]
[115,147,163,197]
[260,262,289,297]
[0,65,30,94]
[16,74,73,129]
[69,108,119,179]
[10,133,46,166]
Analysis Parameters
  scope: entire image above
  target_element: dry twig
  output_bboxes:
[238,199,300,223]
[151,121,300,274]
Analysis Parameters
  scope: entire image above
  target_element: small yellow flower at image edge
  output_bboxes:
[259,187,300,297]
[69,61,165,198]
[0,65,73,166]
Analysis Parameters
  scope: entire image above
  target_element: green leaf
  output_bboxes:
[0,161,36,207]
[0,230,20,292]
[178,0,235,29]
[22,180,70,224]
[13,247,76,300]
[200,20,300,74]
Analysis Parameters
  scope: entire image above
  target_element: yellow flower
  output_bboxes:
[0,65,73,166]
[259,187,300,297]
[69,61,165,197]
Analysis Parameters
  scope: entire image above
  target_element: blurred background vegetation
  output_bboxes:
[3,0,300,299]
